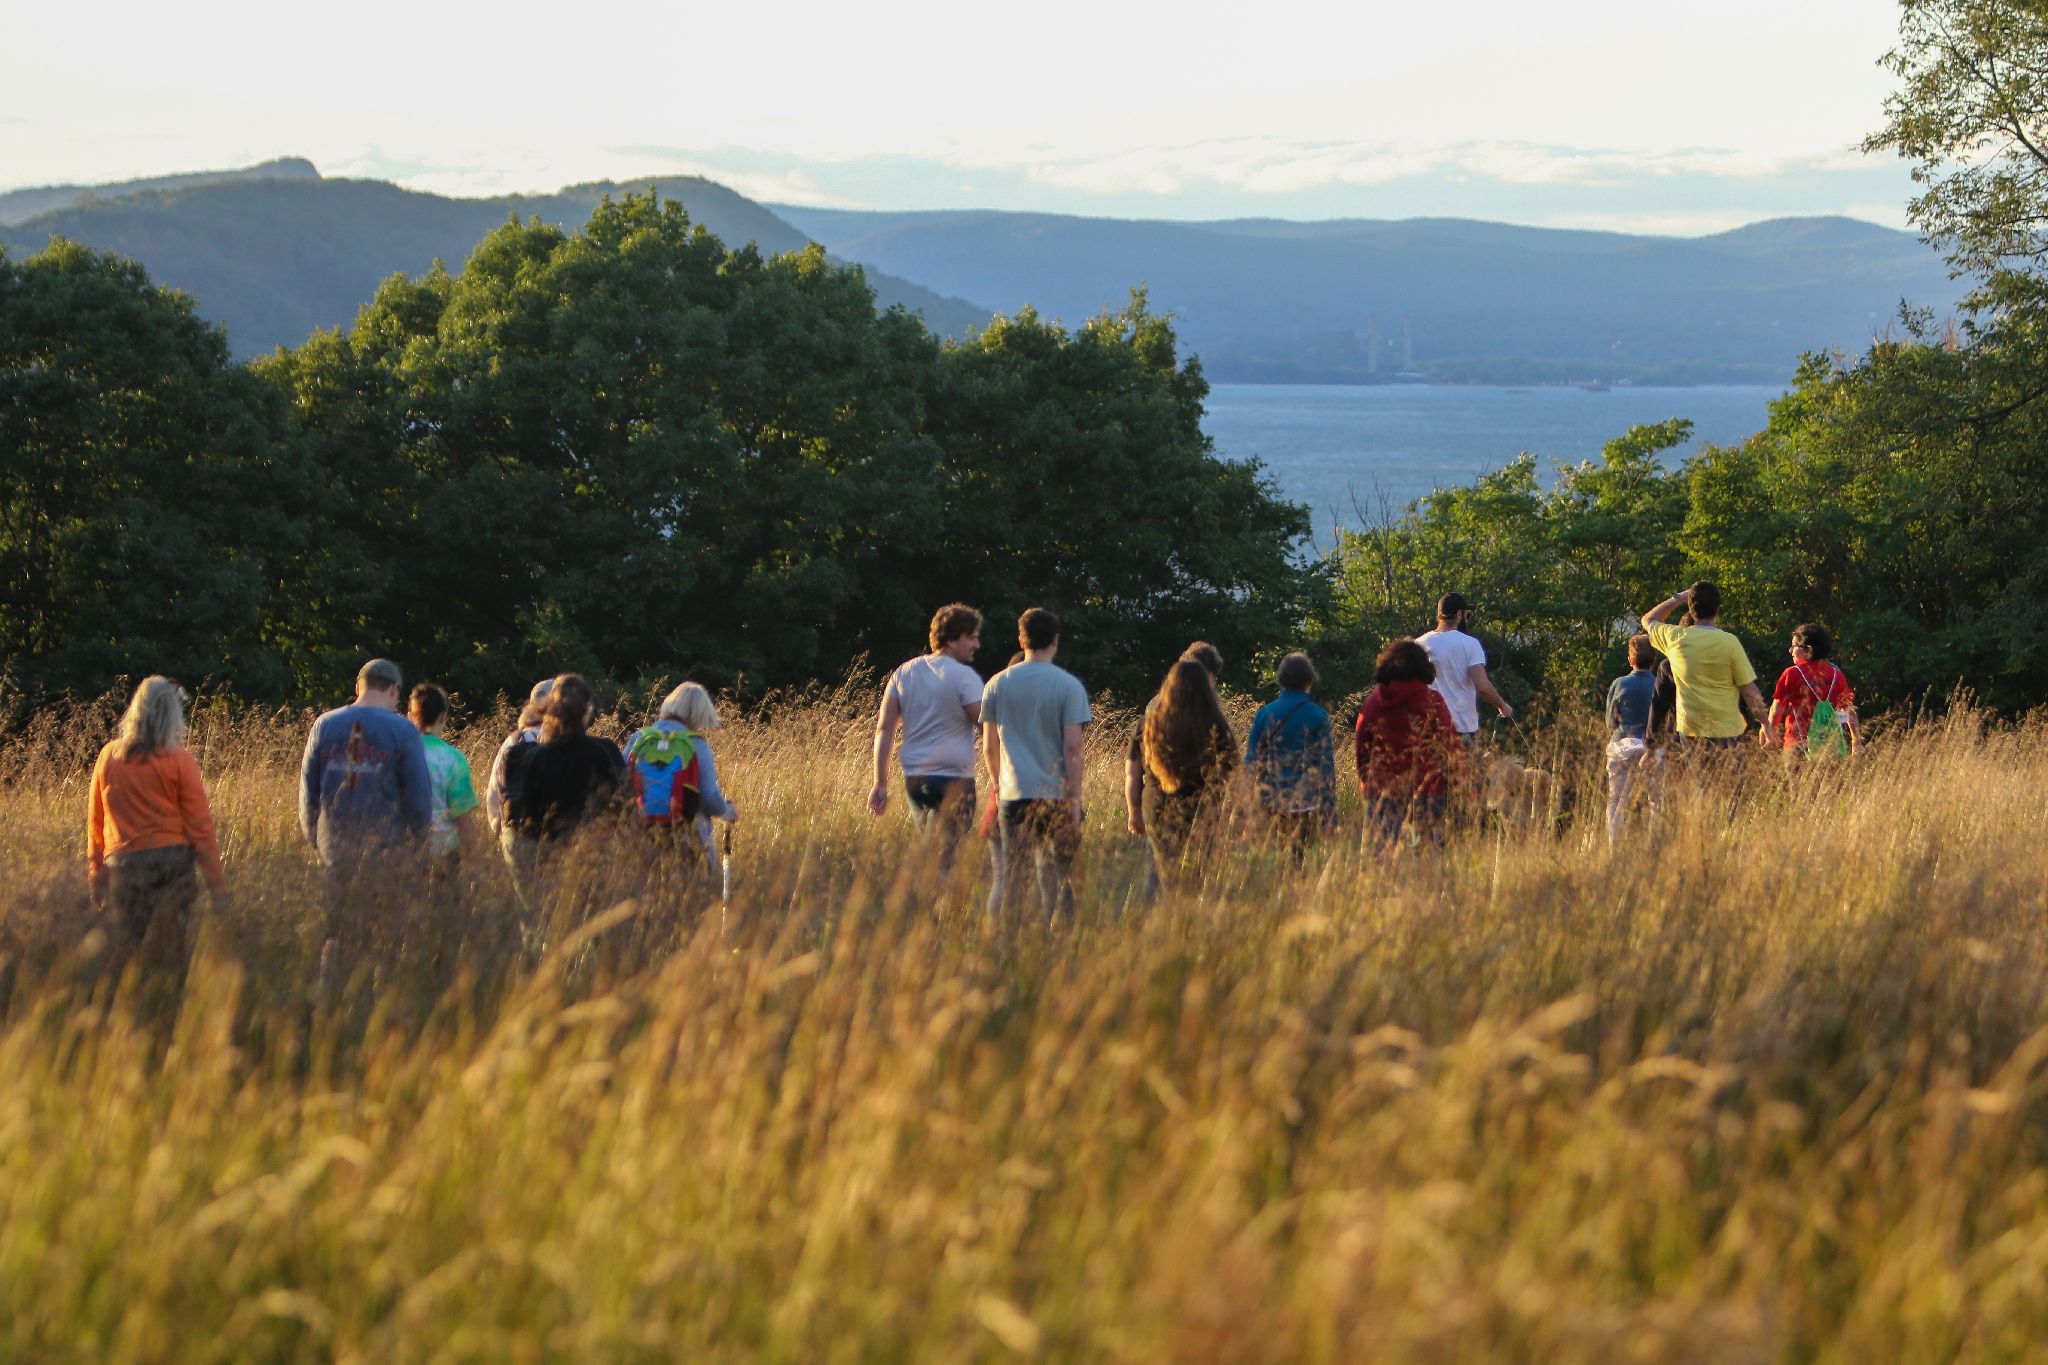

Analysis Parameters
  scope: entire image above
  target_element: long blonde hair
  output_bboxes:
[111,676,189,761]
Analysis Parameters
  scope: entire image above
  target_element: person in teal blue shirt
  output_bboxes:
[1244,652,1337,856]
[409,683,479,862]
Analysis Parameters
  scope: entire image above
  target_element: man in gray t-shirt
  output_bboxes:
[869,603,985,867]
[979,607,1092,924]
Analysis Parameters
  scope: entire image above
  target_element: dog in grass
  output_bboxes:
[1482,754,1558,832]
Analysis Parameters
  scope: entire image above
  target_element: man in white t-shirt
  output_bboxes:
[1416,592,1513,747]
[869,603,985,865]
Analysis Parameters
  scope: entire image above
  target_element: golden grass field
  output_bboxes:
[2,682,2046,1362]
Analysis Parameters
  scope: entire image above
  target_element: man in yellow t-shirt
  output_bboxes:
[1640,581,1764,745]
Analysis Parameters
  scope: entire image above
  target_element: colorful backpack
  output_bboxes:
[1798,664,1850,760]
[627,725,703,824]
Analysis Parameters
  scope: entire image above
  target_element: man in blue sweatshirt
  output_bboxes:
[302,658,434,997]
[300,657,434,868]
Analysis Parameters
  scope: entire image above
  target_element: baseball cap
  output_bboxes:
[1437,592,1472,618]
[528,677,556,703]
[357,657,403,691]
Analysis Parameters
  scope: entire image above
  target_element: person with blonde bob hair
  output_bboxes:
[87,676,227,999]
[623,681,738,870]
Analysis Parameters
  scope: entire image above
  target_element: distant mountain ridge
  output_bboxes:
[0,163,992,357]
[773,204,1964,384]
[0,157,320,226]
[0,158,1964,382]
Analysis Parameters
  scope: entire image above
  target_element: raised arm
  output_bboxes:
[1641,588,1690,632]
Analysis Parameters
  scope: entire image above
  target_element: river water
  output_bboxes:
[1202,383,1782,538]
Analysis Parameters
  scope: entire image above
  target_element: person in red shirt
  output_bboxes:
[1355,638,1469,846]
[1763,623,1863,757]
[86,676,227,1005]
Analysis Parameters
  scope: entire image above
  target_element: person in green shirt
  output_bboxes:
[1639,581,1766,747]
[409,684,480,861]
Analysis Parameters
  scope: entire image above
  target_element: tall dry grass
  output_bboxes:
[2,684,2047,1362]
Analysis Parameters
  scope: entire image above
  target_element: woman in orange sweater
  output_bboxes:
[86,677,226,991]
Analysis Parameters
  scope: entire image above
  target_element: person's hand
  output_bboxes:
[1068,799,1086,827]
[866,784,889,817]
[1676,587,1694,604]
[1757,727,1774,749]
[1495,701,1514,721]
[1126,809,1145,837]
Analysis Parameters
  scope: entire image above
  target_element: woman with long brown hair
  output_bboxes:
[1136,659,1238,896]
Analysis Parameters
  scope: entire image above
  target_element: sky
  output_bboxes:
[0,0,1918,234]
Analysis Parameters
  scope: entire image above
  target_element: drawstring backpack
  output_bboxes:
[1796,664,1850,759]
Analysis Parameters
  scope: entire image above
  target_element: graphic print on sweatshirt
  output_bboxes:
[328,723,395,791]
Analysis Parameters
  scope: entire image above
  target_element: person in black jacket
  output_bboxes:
[501,674,626,914]
[1648,657,1679,744]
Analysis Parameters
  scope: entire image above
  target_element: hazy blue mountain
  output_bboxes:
[1,166,991,356]
[0,157,320,226]
[773,205,1965,384]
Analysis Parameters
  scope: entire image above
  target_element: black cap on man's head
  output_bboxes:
[1437,592,1472,619]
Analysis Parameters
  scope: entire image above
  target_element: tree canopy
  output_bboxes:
[2,194,1323,708]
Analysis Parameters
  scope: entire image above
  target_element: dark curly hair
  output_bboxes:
[1792,623,1834,661]
[1374,638,1436,686]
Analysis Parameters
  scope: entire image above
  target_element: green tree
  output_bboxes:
[1323,422,1694,710]
[927,296,1324,697]
[269,193,949,700]
[1867,0,2048,303]
[0,240,309,701]
[1685,335,2048,711]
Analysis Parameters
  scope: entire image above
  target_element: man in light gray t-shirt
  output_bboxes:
[870,604,985,864]
[979,607,1092,924]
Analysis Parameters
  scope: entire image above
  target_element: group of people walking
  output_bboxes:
[1603,581,1862,840]
[79,578,1862,983]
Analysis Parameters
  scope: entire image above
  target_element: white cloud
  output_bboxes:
[943,136,1896,202]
